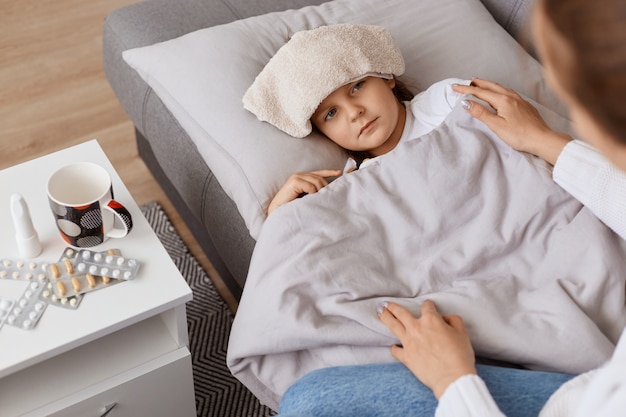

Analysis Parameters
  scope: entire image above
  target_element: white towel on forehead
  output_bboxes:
[243,23,406,138]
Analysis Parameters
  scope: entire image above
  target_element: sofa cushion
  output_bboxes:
[122,0,565,240]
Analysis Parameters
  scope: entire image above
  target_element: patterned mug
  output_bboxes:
[47,162,133,248]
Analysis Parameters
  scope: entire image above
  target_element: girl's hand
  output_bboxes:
[452,78,571,165]
[378,300,477,399]
[267,169,342,215]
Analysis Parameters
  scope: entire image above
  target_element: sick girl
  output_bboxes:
[243,23,470,215]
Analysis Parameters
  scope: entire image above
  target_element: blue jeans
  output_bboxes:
[277,362,574,417]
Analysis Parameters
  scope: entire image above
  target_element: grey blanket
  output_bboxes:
[227,103,626,410]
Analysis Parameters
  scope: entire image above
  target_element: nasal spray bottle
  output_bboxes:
[10,194,42,258]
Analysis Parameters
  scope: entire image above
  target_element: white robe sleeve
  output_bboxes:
[553,139,626,240]
[572,329,626,417]
[435,375,506,417]
[540,329,626,417]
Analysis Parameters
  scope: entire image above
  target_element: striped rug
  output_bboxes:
[141,202,274,417]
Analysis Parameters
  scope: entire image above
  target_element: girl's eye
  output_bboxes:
[324,108,337,121]
[351,80,365,94]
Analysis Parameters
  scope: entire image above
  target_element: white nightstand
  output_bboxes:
[0,140,196,417]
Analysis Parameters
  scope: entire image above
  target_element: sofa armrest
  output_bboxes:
[481,0,534,53]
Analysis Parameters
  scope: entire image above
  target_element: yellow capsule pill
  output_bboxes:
[64,259,74,274]
[49,263,60,279]
[86,274,96,288]
[71,277,81,292]
[56,281,66,297]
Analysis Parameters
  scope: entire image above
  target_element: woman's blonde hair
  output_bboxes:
[538,0,626,144]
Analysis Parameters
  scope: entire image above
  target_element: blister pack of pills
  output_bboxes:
[0,258,48,283]
[1,260,52,328]
[48,271,123,300]
[75,249,140,281]
[0,297,16,330]
[36,248,86,309]
[4,282,48,330]
[45,247,128,302]
[1,247,141,331]
[39,281,83,309]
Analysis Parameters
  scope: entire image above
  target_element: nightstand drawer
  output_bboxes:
[43,348,195,417]
[1,315,195,416]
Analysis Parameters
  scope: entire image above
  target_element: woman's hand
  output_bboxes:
[267,169,342,215]
[378,300,477,399]
[453,78,572,165]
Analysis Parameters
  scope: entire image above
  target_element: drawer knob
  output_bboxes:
[100,403,117,417]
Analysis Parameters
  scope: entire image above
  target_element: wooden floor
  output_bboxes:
[0,0,238,312]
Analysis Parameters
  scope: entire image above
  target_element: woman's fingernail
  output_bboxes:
[376,301,389,315]
[461,100,471,110]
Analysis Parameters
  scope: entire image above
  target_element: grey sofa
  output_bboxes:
[103,0,534,300]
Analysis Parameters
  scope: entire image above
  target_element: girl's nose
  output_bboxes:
[348,103,364,121]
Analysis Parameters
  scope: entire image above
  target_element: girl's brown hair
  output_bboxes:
[538,0,626,144]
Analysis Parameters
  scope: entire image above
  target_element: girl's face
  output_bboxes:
[311,76,406,156]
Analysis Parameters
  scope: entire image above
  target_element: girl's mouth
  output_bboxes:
[359,118,377,136]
